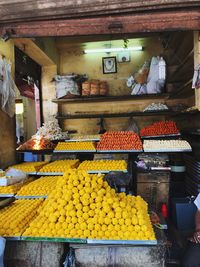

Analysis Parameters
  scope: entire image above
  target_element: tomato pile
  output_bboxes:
[97,131,143,151]
[140,121,179,137]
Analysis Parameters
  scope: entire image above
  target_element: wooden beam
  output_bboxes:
[13,38,55,66]
[1,10,200,38]
[0,0,200,23]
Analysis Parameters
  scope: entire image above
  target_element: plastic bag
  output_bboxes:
[0,237,5,267]
[146,56,166,94]
[105,172,131,191]
[63,248,76,267]
[54,75,80,99]
[1,168,27,186]
[125,118,139,134]
[128,61,149,95]
[0,58,16,117]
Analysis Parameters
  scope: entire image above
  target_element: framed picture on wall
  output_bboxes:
[102,57,117,74]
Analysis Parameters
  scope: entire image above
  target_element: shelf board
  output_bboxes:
[52,94,170,104]
[57,110,177,120]
[16,149,54,154]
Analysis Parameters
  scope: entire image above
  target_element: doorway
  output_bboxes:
[15,47,42,144]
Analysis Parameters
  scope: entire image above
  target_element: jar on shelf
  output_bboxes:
[99,81,109,95]
[90,80,100,96]
[82,81,91,96]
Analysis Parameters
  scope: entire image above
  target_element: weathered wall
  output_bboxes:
[59,37,162,96]
[0,40,16,168]
[42,65,58,122]
[58,36,193,134]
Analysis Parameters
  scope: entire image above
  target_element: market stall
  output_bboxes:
[0,3,200,265]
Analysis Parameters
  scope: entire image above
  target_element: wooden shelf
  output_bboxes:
[52,94,170,104]
[56,110,178,119]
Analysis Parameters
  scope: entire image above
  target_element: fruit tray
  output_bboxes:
[36,172,64,176]
[97,150,143,153]
[141,133,181,139]
[66,138,100,142]
[21,236,87,243]
[15,195,47,199]
[18,236,157,245]
[143,149,192,153]
[87,239,157,245]
[0,194,15,197]
[53,150,97,153]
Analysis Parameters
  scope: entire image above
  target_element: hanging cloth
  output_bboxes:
[0,58,17,117]
[192,64,200,89]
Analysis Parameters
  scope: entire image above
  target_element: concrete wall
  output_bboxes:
[0,40,16,168]
[59,37,162,96]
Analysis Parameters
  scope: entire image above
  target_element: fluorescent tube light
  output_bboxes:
[84,46,143,54]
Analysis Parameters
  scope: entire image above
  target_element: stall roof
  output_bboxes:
[0,1,199,38]
[0,0,200,24]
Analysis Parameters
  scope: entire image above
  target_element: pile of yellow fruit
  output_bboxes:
[78,160,127,172]
[17,176,61,197]
[0,199,43,237]
[54,142,96,151]
[8,162,47,173]
[0,178,33,195]
[38,160,80,173]
[24,170,155,241]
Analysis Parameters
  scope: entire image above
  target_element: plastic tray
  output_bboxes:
[53,150,96,153]
[21,236,87,243]
[141,134,181,139]
[66,138,100,142]
[144,149,192,153]
[15,195,47,199]
[87,239,157,245]
[0,194,15,197]
[36,172,64,176]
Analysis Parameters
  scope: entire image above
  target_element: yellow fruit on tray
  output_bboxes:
[8,162,47,173]
[78,160,127,172]
[23,170,156,241]
[17,176,61,197]
[0,178,33,195]
[54,142,96,151]
[0,199,44,237]
[38,160,80,173]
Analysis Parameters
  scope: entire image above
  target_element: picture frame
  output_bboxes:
[102,56,117,74]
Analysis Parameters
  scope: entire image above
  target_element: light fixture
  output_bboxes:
[84,46,143,54]
[15,102,24,115]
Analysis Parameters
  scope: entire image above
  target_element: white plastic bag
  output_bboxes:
[0,237,5,267]
[54,75,80,98]
[146,56,166,94]
[0,58,16,117]
[131,83,147,95]
[0,168,27,186]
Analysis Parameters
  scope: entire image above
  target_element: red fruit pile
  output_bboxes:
[97,131,143,151]
[140,121,179,137]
